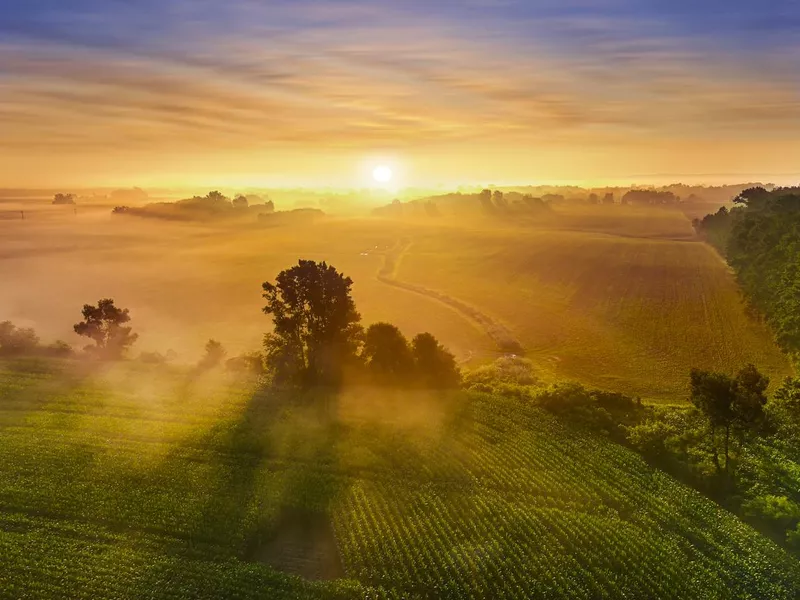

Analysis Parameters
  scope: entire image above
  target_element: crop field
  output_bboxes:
[1,358,798,599]
[0,203,790,400]
[397,205,792,400]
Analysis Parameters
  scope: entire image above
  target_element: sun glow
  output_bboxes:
[372,165,393,184]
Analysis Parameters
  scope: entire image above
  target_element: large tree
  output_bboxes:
[73,299,138,358]
[262,260,362,386]
[689,364,769,476]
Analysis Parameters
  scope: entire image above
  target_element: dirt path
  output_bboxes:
[376,238,524,355]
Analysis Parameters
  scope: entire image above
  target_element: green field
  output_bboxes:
[1,358,798,599]
[397,206,792,400]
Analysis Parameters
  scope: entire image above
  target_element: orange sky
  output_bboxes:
[2,1,800,188]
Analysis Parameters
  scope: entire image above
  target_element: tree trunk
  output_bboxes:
[710,425,722,474]
[724,423,730,475]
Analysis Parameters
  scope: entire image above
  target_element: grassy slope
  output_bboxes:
[0,359,798,599]
[398,206,791,400]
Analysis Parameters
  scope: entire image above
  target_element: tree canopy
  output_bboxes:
[262,260,363,386]
[689,364,768,476]
[73,299,138,359]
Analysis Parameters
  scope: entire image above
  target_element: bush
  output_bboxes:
[42,340,74,358]
[742,495,800,530]
[226,352,265,376]
[0,321,41,356]
[627,418,680,457]
[464,356,540,389]
[198,339,226,370]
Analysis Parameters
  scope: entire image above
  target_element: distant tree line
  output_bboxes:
[0,321,72,358]
[373,190,552,219]
[477,189,551,216]
[621,190,679,205]
[693,186,800,358]
[52,193,76,205]
[112,190,275,221]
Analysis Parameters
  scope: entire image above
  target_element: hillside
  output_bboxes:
[1,359,798,599]
[397,205,791,400]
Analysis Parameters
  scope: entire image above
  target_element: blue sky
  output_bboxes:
[1,0,799,186]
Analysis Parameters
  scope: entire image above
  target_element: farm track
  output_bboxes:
[376,238,524,355]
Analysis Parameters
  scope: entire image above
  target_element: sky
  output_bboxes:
[1,0,800,188]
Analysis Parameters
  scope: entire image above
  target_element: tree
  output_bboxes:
[53,193,76,205]
[199,339,226,369]
[479,189,495,214]
[768,377,800,453]
[411,332,460,389]
[262,261,362,387]
[206,190,229,204]
[362,323,414,385]
[233,195,249,209]
[689,364,768,476]
[493,190,508,211]
[73,299,138,359]
[0,321,40,355]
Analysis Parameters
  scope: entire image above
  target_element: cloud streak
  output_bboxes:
[1,0,799,185]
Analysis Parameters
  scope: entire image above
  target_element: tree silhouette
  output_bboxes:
[362,323,414,385]
[479,189,495,214]
[411,332,460,389]
[262,260,362,387]
[199,339,226,369]
[73,299,138,359]
[53,193,76,205]
[0,321,40,355]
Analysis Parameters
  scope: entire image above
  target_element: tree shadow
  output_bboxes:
[142,382,352,580]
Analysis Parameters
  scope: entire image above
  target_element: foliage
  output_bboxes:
[0,321,40,355]
[534,383,640,439]
[52,193,76,205]
[464,356,540,388]
[622,189,679,205]
[262,261,363,387]
[73,299,138,359]
[689,364,769,477]
[694,186,800,357]
[199,339,227,369]
[226,352,266,376]
[0,322,72,358]
[410,332,460,389]
[361,322,414,385]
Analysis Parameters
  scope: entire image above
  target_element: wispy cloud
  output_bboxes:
[1,0,799,184]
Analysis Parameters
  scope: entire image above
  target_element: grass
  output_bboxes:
[0,358,798,599]
[397,205,792,400]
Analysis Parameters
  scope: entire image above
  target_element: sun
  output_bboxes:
[372,165,393,184]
